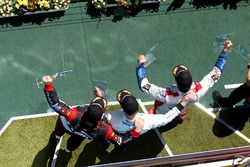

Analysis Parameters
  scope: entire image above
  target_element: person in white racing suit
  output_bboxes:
[135,40,233,123]
[96,89,196,148]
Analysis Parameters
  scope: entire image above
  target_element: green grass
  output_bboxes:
[0,105,250,167]
[159,105,250,154]
[0,116,58,167]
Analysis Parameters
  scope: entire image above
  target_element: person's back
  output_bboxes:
[104,110,135,134]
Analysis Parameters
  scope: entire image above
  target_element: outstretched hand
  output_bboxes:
[181,90,196,107]
[137,55,147,64]
[42,75,53,84]
[134,116,144,133]
[94,86,104,97]
[223,40,233,53]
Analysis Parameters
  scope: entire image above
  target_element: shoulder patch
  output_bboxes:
[211,73,221,81]
[159,90,166,97]
[143,84,151,91]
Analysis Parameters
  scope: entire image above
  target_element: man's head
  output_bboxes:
[172,64,192,93]
[116,89,138,116]
[84,96,107,126]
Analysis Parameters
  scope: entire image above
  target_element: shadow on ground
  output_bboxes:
[189,0,248,10]
[0,10,65,26]
[32,131,59,167]
[158,117,181,132]
[86,2,160,22]
[166,0,185,13]
[55,150,72,167]
[55,131,163,166]
[212,106,250,137]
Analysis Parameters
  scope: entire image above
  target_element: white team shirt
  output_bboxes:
[140,67,221,114]
[103,106,181,135]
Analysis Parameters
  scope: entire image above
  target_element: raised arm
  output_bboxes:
[43,75,82,129]
[214,40,233,73]
[135,55,167,102]
[135,55,149,92]
[194,40,233,101]
[43,75,69,113]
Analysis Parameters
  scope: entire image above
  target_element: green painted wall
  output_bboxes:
[0,1,249,128]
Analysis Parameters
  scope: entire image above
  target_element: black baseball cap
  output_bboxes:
[116,89,138,116]
[85,97,107,124]
[172,64,192,93]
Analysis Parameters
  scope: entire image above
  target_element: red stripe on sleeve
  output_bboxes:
[104,125,114,139]
[44,83,54,91]
[194,83,202,93]
[131,130,140,138]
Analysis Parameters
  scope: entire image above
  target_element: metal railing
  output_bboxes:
[92,146,250,167]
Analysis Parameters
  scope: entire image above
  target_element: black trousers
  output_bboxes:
[54,118,85,151]
[222,83,250,106]
[66,135,85,151]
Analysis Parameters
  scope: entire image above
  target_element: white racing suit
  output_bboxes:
[136,51,229,115]
[103,104,183,135]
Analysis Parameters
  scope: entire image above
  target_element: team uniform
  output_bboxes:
[44,83,107,151]
[136,51,229,118]
[95,89,186,148]
[103,105,182,135]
